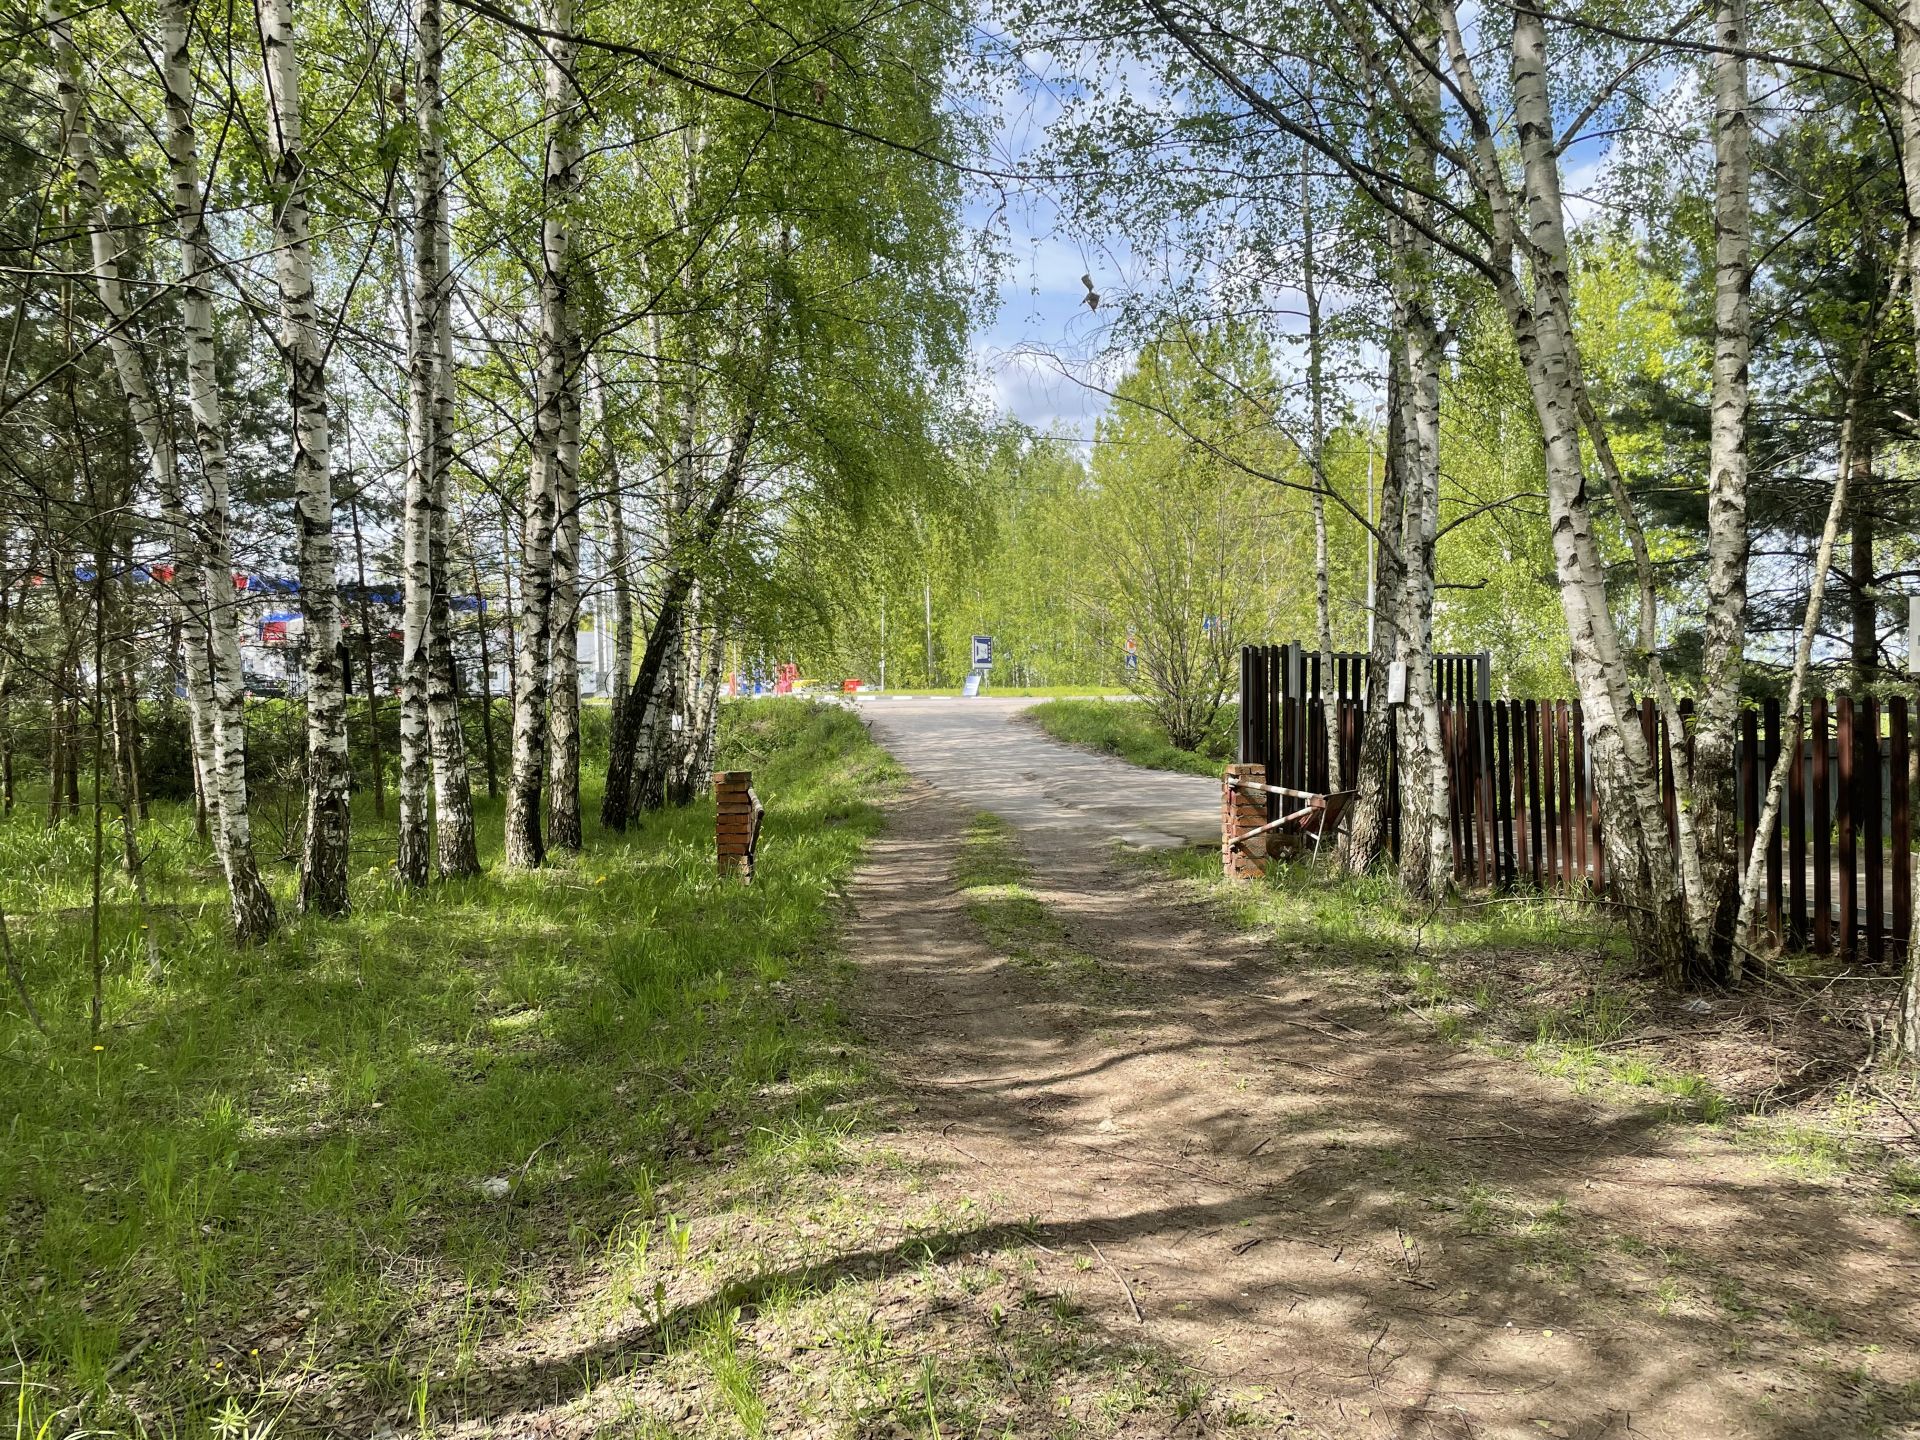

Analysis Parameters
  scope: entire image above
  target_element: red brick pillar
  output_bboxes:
[715,771,763,881]
[1223,763,1267,880]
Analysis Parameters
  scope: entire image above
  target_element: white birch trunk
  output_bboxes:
[546,364,584,852]
[57,0,276,940]
[1385,29,1451,901]
[1301,149,1336,780]
[505,0,582,866]
[427,312,479,875]
[1342,369,1406,872]
[256,0,351,915]
[1497,3,1697,975]
[1689,0,1754,951]
[597,367,635,744]
[395,0,440,886]
[1892,0,1920,1053]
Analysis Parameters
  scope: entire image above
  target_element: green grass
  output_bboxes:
[1024,698,1235,777]
[854,685,1131,699]
[953,814,1105,983]
[1,701,1287,1438]
[1151,851,1755,1120]
[0,699,895,1437]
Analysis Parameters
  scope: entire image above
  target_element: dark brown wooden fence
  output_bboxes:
[1237,645,1914,958]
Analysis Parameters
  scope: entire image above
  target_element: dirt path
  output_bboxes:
[849,700,1920,1439]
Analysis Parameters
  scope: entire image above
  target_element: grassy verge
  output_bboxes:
[1024,698,1234,777]
[1153,850,1920,1200]
[0,699,894,1437]
[853,685,1132,699]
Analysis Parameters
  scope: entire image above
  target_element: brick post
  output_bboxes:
[715,770,762,881]
[1223,763,1267,880]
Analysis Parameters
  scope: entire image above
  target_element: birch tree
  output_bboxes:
[256,0,352,915]
[51,0,277,941]
[504,0,582,867]
[399,0,477,881]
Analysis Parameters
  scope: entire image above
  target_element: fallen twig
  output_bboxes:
[1089,1241,1143,1322]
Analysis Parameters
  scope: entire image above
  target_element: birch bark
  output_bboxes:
[396,0,441,886]
[1480,2,1697,976]
[1342,364,1406,871]
[596,368,635,744]
[1893,0,1920,1051]
[505,0,583,867]
[256,0,352,915]
[603,402,762,829]
[1385,26,1450,901]
[546,363,585,853]
[1301,149,1335,779]
[1689,0,1754,951]
[57,0,276,939]
[400,0,476,880]
[426,325,479,875]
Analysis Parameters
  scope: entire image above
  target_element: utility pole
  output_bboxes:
[923,577,934,685]
[879,591,887,692]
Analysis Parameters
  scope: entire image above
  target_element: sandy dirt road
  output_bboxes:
[846,697,1920,1440]
[857,697,1220,851]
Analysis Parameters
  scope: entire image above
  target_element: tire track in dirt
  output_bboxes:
[847,701,1920,1440]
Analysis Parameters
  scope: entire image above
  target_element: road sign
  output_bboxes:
[971,634,994,668]
[962,671,982,697]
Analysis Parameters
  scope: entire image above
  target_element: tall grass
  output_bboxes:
[0,700,894,1436]
[1023,698,1235,776]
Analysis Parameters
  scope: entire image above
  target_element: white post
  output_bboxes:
[1908,595,1920,675]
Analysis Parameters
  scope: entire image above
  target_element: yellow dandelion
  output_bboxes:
[92,1044,104,1053]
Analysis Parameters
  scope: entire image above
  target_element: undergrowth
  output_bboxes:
[1154,849,1920,1194]
[0,699,893,1437]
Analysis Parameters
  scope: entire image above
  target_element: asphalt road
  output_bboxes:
[854,696,1220,851]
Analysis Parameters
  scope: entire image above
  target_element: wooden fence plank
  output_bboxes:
[1865,697,1884,965]
[1740,708,1759,871]
[1544,700,1562,885]
[1551,702,1566,890]
[1525,700,1543,888]
[1894,696,1911,954]
[1814,697,1831,956]
[1266,645,1282,827]
[1440,703,1461,878]
[1571,705,1589,888]
[1838,694,1855,959]
[1764,698,1783,942]
[1476,701,1496,887]
[1495,700,1514,887]
[1246,648,1259,768]
[1789,700,1807,948]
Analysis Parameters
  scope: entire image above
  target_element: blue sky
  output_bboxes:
[956,31,1626,445]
